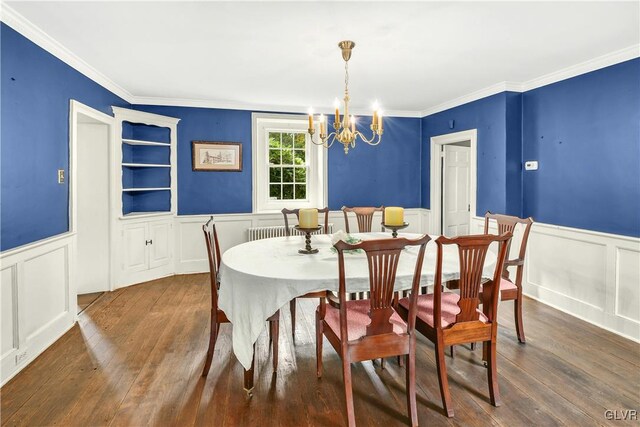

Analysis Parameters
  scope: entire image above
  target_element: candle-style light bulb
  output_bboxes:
[372,100,380,127]
[333,98,340,124]
[377,110,383,130]
[350,115,356,133]
[319,114,326,134]
[308,107,314,130]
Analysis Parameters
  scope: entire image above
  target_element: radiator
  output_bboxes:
[247,224,333,241]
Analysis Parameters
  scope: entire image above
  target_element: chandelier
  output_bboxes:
[307,40,383,154]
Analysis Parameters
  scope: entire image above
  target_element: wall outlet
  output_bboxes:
[58,169,65,184]
[524,161,539,171]
[15,350,28,365]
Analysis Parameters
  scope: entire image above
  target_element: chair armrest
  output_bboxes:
[327,291,341,308]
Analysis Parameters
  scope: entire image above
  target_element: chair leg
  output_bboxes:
[202,313,218,377]
[435,338,454,417]
[514,297,526,343]
[406,346,418,427]
[482,341,488,365]
[398,355,404,367]
[380,358,386,369]
[342,359,356,427]
[316,311,323,378]
[243,343,256,397]
[487,338,501,407]
[289,299,297,341]
[470,342,476,351]
[449,346,455,358]
[270,319,279,372]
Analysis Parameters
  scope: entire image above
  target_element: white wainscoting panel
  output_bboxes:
[471,216,640,342]
[616,247,640,323]
[1,267,17,358]
[0,234,75,385]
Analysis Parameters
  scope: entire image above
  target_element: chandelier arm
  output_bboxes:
[310,131,338,149]
[354,130,383,146]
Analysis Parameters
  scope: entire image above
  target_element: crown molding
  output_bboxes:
[420,81,523,117]
[132,96,424,118]
[521,44,640,92]
[420,45,639,117]
[0,3,135,103]
[2,3,637,120]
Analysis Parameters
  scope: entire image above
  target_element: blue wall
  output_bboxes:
[1,23,129,251]
[421,92,522,216]
[134,106,422,214]
[522,59,640,237]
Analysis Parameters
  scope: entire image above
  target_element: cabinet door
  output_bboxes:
[149,221,172,269]
[123,223,148,273]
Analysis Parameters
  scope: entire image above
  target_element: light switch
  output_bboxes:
[524,161,538,171]
[58,169,65,183]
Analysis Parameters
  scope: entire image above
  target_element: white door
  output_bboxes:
[76,122,110,294]
[123,223,149,273]
[148,221,172,269]
[442,145,470,237]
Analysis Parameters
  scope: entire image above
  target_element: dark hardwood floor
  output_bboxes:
[77,292,104,315]
[2,274,638,426]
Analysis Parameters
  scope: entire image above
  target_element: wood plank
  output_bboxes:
[2,274,638,426]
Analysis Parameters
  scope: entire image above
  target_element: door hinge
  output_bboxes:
[145,239,153,245]
[468,204,471,212]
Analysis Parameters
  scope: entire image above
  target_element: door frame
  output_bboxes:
[69,100,117,309]
[429,129,477,235]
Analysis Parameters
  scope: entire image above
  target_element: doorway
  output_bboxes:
[429,129,477,236]
[442,142,471,236]
[70,101,115,315]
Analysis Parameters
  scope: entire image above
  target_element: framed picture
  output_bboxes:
[192,141,242,172]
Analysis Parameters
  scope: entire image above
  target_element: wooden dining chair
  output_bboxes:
[341,206,385,233]
[201,219,280,395]
[281,208,330,341]
[282,207,330,236]
[481,211,534,343]
[316,234,431,427]
[396,232,511,417]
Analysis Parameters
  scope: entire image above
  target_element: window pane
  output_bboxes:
[295,185,306,200]
[282,133,294,149]
[294,133,305,149]
[294,149,306,163]
[270,184,281,200]
[294,167,306,183]
[281,147,293,165]
[282,167,294,183]
[269,149,281,165]
[269,167,282,183]
[282,184,294,200]
[269,132,281,149]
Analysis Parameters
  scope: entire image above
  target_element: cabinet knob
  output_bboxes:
[145,239,153,245]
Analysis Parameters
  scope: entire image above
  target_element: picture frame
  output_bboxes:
[192,141,242,172]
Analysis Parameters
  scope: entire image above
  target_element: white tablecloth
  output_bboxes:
[218,232,497,370]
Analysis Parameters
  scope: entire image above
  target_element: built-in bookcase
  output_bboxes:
[112,108,180,217]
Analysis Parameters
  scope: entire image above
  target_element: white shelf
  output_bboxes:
[122,138,170,147]
[122,187,171,192]
[120,211,172,219]
[122,163,170,168]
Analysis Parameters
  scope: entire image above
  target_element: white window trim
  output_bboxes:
[252,113,327,213]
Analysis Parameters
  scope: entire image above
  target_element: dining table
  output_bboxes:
[218,231,498,389]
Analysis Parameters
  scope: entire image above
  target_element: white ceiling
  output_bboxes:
[5,1,640,115]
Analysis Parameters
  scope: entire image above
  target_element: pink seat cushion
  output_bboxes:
[324,299,407,341]
[499,278,517,291]
[399,293,488,328]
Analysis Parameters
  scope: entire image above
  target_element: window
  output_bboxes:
[253,113,326,212]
